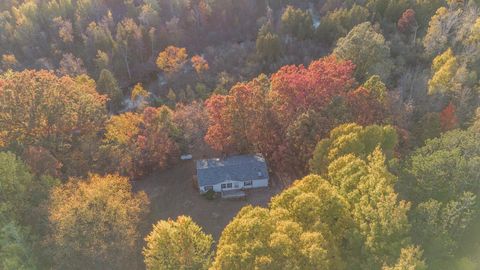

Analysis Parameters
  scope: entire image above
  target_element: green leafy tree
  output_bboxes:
[327,148,412,269]
[363,75,387,103]
[410,193,476,269]
[309,123,398,174]
[402,127,480,269]
[0,222,37,270]
[256,23,282,62]
[212,185,346,270]
[412,112,442,144]
[316,4,370,45]
[413,0,446,28]
[97,69,124,112]
[0,152,58,269]
[403,128,480,202]
[281,6,314,40]
[143,216,213,270]
[0,152,35,222]
[334,22,393,81]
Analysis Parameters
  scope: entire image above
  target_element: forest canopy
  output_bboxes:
[0,0,479,270]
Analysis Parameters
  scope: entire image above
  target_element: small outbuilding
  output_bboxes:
[196,154,269,193]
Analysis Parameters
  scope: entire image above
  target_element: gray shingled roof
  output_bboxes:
[196,154,268,186]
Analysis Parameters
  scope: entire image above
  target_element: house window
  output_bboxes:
[221,183,233,189]
[244,180,253,186]
[204,186,213,191]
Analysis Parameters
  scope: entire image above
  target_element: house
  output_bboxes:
[196,154,269,193]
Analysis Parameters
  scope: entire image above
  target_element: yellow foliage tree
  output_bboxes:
[131,83,149,102]
[48,174,149,269]
[156,46,188,75]
[104,112,143,145]
[428,48,459,94]
[143,216,213,270]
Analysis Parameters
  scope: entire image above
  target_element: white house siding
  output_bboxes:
[200,178,268,193]
[251,178,268,188]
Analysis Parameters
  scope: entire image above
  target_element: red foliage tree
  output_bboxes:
[204,56,359,174]
[204,94,235,153]
[269,55,355,127]
[440,103,459,131]
[397,9,417,33]
[205,75,282,157]
[347,87,387,126]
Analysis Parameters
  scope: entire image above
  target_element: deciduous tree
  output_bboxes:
[402,128,480,202]
[97,69,123,112]
[316,4,370,45]
[57,53,87,76]
[156,46,188,76]
[0,222,38,270]
[309,123,398,174]
[410,193,476,269]
[191,54,209,75]
[256,22,282,62]
[143,216,213,270]
[382,246,426,270]
[102,107,180,178]
[397,9,418,35]
[115,18,143,80]
[130,83,149,110]
[281,6,314,40]
[48,174,149,270]
[215,149,411,270]
[0,70,107,176]
[439,103,459,131]
[334,22,393,81]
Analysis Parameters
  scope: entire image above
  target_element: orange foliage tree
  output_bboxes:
[101,106,181,178]
[156,46,188,76]
[0,70,107,176]
[191,55,209,75]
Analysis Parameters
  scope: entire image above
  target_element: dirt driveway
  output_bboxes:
[133,159,283,240]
